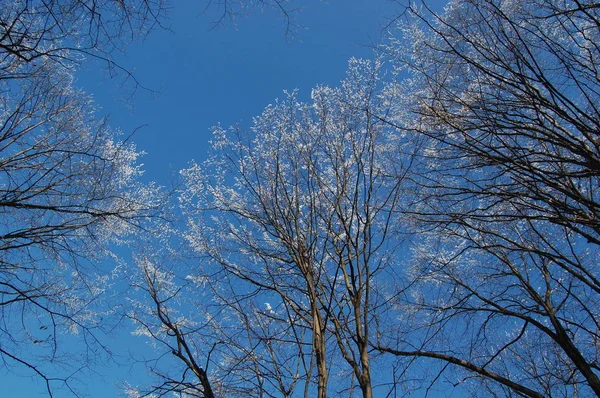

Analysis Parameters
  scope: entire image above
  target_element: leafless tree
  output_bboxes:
[1,1,316,394]
[0,57,162,396]
[0,0,169,89]
[0,1,168,395]
[128,58,408,397]
[125,254,216,398]
[377,0,600,396]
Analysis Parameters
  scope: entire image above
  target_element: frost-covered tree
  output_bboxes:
[130,58,409,398]
[0,2,369,396]
[0,1,166,395]
[124,250,217,398]
[0,55,162,396]
[378,0,600,396]
[0,0,169,87]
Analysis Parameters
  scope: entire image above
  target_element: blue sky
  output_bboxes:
[81,0,404,185]
[1,1,451,396]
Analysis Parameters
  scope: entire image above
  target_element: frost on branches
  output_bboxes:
[379,0,600,397]
[123,0,600,397]
[0,1,163,395]
[131,58,410,398]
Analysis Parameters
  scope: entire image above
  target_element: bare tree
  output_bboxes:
[377,0,600,396]
[129,58,407,397]
[128,248,311,398]
[0,0,169,89]
[0,1,168,394]
[125,253,216,398]
[1,1,318,394]
[0,58,162,396]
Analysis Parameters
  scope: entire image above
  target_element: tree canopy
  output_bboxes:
[2,0,600,397]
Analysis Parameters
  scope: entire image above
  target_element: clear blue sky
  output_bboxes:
[81,0,405,186]
[1,1,450,396]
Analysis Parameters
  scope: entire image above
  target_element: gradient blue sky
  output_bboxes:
[1,1,451,396]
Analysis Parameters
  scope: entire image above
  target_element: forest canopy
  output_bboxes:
[1,0,599,397]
